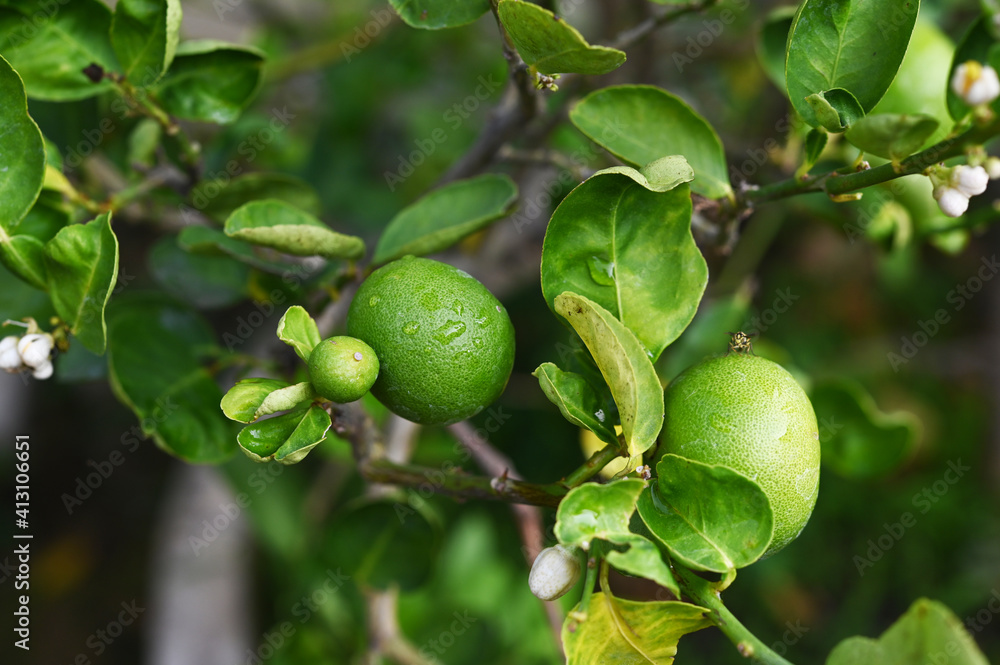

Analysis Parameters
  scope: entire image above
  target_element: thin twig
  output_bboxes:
[610,0,720,51]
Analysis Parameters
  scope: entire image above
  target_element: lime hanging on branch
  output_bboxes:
[308,336,380,404]
[346,256,515,426]
[659,334,821,555]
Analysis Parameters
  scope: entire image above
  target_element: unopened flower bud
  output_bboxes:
[528,545,582,601]
[31,360,53,380]
[934,187,970,217]
[952,165,989,197]
[952,61,1000,106]
[17,333,53,368]
[0,336,21,371]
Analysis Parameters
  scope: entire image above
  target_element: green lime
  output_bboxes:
[660,352,820,556]
[308,336,380,403]
[346,256,515,426]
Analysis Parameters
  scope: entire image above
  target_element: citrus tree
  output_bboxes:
[1,0,998,663]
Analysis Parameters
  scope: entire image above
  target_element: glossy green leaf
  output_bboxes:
[224,199,365,260]
[554,293,664,456]
[373,174,517,264]
[276,305,321,363]
[177,225,294,274]
[563,593,712,665]
[542,175,706,360]
[594,155,695,193]
[756,6,796,90]
[555,479,645,546]
[805,87,865,133]
[388,0,489,30]
[604,533,679,595]
[156,40,264,124]
[111,0,182,84]
[570,86,731,199]
[43,213,119,354]
[148,235,249,309]
[221,377,291,423]
[786,0,919,129]
[946,18,996,121]
[188,172,321,223]
[637,454,774,572]
[0,235,47,290]
[0,0,118,100]
[497,0,626,75]
[237,404,330,464]
[0,55,45,234]
[803,128,829,171]
[254,382,314,420]
[107,295,235,463]
[845,114,939,161]
[826,598,988,665]
[812,381,918,479]
[325,498,441,591]
[532,362,618,445]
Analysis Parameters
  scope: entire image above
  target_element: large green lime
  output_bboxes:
[660,353,820,555]
[346,256,515,425]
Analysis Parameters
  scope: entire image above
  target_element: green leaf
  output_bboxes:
[785,0,919,129]
[532,362,618,444]
[276,305,321,363]
[553,293,664,456]
[373,174,517,264]
[224,199,365,260]
[188,172,321,223]
[43,213,119,354]
[0,0,118,100]
[0,235,47,290]
[805,87,865,133]
[542,175,707,360]
[803,128,828,171]
[570,86,731,199]
[563,593,712,665]
[107,295,235,463]
[555,479,645,546]
[811,381,919,479]
[253,382,314,420]
[826,598,988,665]
[156,40,264,124]
[497,0,626,75]
[388,0,489,30]
[604,533,679,595]
[148,235,249,309]
[325,498,441,591]
[177,225,295,274]
[0,54,45,234]
[637,454,774,573]
[756,6,796,90]
[594,155,695,193]
[111,0,182,84]
[126,118,162,169]
[221,377,291,422]
[946,18,996,121]
[237,403,330,464]
[845,114,939,162]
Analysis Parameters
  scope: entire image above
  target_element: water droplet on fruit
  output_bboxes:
[433,320,466,345]
[457,269,473,278]
[495,305,501,312]
[369,295,381,307]
[472,337,483,348]
[402,321,420,335]
[586,256,616,286]
[451,300,464,315]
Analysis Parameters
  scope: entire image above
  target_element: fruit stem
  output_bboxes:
[562,442,626,488]
[675,565,797,665]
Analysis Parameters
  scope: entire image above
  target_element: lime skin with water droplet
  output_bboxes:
[347,256,515,425]
[308,336,380,403]
[659,353,820,556]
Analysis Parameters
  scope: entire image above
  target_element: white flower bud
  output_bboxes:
[528,545,582,601]
[0,337,22,370]
[985,157,1000,180]
[17,333,53,368]
[952,61,1000,106]
[935,187,970,218]
[31,360,53,380]
[952,165,989,197]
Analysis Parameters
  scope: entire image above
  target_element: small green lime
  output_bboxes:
[660,353,820,556]
[346,256,515,426]
[308,336,379,403]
